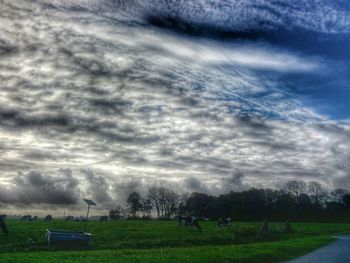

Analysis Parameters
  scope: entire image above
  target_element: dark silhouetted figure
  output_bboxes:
[31,216,38,221]
[100,216,108,222]
[65,216,74,221]
[21,215,32,221]
[44,215,53,222]
[0,215,8,237]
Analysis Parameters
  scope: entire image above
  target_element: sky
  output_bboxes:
[0,0,350,214]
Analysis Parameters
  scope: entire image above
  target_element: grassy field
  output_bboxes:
[0,219,349,262]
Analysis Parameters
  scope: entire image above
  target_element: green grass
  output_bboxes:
[0,236,333,263]
[0,220,259,252]
[0,220,349,262]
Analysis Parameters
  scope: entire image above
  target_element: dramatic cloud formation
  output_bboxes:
[82,169,115,208]
[0,0,349,212]
[0,169,79,205]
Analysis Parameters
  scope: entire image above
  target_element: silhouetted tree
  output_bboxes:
[343,194,350,209]
[109,206,123,220]
[159,187,179,218]
[127,192,142,217]
[298,193,312,207]
[331,189,349,204]
[177,193,190,215]
[147,186,179,219]
[308,181,327,206]
[283,180,307,200]
[148,187,162,219]
[120,180,350,222]
[241,188,266,219]
[140,197,152,218]
[187,192,215,217]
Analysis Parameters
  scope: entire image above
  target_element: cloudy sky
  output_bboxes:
[0,0,350,213]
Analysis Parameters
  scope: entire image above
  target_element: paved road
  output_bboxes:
[283,236,350,263]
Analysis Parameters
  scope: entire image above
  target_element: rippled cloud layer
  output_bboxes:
[0,0,350,211]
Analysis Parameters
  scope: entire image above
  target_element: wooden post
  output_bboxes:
[256,220,269,240]
[84,205,91,232]
[285,221,293,234]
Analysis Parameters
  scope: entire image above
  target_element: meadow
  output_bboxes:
[0,219,349,262]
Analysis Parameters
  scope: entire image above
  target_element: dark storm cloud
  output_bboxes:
[0,106,70,128]
[0,39,18,56]
[221,170,247,193]
[113,178,143,202]
[88,97,132,115]
[0,170,79,205]
[0,104,158,146]
[184,176,202,191]
[183,170,248,195]
[82,169,114,206]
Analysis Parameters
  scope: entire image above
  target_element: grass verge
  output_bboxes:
[0,236,333,263]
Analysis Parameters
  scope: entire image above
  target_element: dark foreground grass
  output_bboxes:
[0,236,333,263]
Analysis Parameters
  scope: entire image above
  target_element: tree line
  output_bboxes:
[109,180,350,222]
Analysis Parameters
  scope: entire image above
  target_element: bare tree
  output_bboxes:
[147,186,161,218]
[162,188,179,218]
[283,180,307,200]
[140,197,152,218]
[147,186,179,219]
[127,192,142,217]
[308,181,327,205]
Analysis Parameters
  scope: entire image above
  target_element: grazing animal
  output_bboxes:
[176,216,191,227]
[176,216,202,231]
[21,215,32,221]
[100,216,108,222]
[65,216,74,221]
[44,215,53,222]
[217,218,232,229]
